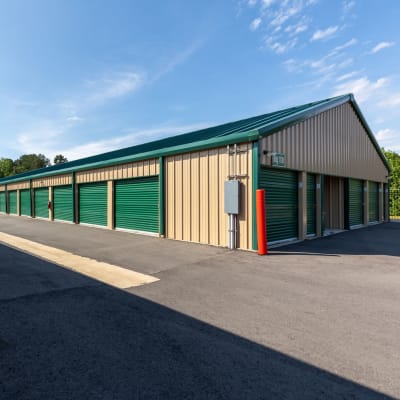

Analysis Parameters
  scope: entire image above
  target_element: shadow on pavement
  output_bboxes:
[0,244,394,399]
[272,222,400,257]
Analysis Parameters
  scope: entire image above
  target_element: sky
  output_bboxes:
[0,0,399,162]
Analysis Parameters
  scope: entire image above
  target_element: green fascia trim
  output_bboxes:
[0,130,260,185]
[348,95,391,172]
[159,157,165,236]
[252,141,259,251]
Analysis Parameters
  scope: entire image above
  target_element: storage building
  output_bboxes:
[0,94,390,250]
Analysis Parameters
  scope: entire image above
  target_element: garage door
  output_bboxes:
[260,168,298,243]
[307,173,316,235]
[369,181,379,222]
[54,185,73,222]
[8,191,17,214]
[35,188,49,219]
[20,189,31,216]
[115,176,159,233]
[348,178,363,227]
[0,192,5,213]
[79,182,107,227]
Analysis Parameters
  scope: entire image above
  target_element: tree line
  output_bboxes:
[0,154,68,178]
[383,149,400,217]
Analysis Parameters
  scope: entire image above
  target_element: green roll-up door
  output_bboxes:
[259,168,298,243]
[369,181,379,222]
[8,191,17,214]
[348,178,363,227]
[79,182,107,226]
[35,188,49,219]
[20,189,31,216]
[54,185,73,222]
[115,176,159,233]
[0,192,5,213]
[307,174,316,235]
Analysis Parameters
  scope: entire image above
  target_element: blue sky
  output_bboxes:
[0,0,399,162]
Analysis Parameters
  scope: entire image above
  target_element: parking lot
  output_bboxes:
[0,215,399,399]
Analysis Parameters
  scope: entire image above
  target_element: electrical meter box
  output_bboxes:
[224,180,240,214]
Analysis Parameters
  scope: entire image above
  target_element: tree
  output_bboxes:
[382,148,400,216]
[0,158,14,178]
[53,154,68,164]
[13,154,50,174]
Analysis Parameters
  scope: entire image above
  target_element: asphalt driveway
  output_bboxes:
[0,215,399,399]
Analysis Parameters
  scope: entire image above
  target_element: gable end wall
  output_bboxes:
[260,102,388,182]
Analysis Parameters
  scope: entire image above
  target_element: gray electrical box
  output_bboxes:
[224,180,240,214]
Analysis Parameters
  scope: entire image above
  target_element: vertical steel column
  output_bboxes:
[71,172,77,223]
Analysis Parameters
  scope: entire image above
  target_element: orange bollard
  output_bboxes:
[256,189,268,255]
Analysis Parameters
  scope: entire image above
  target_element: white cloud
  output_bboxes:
[333,38,357,52]
[248,0,257,6]
[266,37,298,54]
[333,76,388,103]
[261,0,274,9]
[310,26,339,41]
[336,70,360,82]
[250,17,262,31]
[375,128,400,152]
[378,93,400,108]
[370,41,395,54]
[66,115,83,122]
[61,123,211,161]
[86,72,144,105]
[342,0,355,13]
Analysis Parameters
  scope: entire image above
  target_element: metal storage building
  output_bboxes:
[0,94,390,251]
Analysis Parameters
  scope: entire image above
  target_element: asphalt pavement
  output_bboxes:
[0,215,399,399]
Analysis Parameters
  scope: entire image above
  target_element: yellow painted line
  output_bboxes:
[0,232,159,289]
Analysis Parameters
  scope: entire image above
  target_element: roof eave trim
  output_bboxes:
[0,130,259,185]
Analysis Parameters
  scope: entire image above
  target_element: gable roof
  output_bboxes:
[0,93,390,184]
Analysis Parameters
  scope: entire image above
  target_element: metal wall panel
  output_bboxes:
[115,176,159,233]
[7,181,30,190]
[20,189,31,216]
[307,173,316,235]
[260,102,388,183]
[34,188,49,219]
[369,181,379,222]
[8,191,17,214]
[259,168,298,243]
[79,182,107,226]
[53,185,73,222]
[323,176,344,229]
[0,192,6,213]
[76,158,159,184]
[165,143,252,250]
[32,174,71,188]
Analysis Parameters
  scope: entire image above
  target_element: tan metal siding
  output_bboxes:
[32,174,71,188]
[0,186,4,192]
[75,158,159,183]
[260,102,388,182]
[6,181,30,190]
[165,144,252,250]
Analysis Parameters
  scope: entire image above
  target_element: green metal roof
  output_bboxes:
[0,93,390,184]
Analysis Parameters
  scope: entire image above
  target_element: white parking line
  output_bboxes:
[0,232,159,289]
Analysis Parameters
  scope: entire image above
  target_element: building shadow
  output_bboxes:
[0,244,395,399]
[271,222,400,257]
